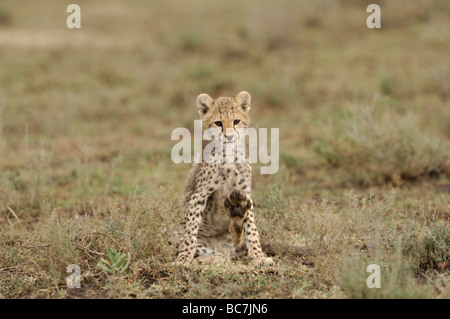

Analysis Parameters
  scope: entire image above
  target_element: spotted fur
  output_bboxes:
[176,91,274,266]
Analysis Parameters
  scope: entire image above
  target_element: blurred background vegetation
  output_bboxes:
[0,0,449,298]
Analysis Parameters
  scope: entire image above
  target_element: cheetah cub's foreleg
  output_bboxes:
[225,191,274,267]
[224,191,250,246]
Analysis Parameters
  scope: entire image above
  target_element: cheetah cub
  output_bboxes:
[176,91,274,266]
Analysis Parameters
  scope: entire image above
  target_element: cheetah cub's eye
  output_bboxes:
[233,119,240,125]
[214,121,222,127]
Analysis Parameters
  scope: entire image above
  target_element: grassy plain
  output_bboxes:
[0,0,449,298]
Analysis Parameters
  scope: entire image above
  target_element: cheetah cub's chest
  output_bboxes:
[199,163,248,236]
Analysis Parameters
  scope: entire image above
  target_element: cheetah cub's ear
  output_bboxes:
[235,91,251,112]
[196,93,214,118]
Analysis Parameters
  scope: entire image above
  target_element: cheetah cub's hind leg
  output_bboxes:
[225,191,251,247]
[192,245,227,265]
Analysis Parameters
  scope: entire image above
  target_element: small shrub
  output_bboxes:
[404,222,450,272]
[380,76,395,95]
[340,240,437,299]
[313,101,449,185]
[97,248,131,275]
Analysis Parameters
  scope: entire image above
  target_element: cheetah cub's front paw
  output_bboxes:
[251,256,274,267]
[225,191,252,245]
[224,191,252,219]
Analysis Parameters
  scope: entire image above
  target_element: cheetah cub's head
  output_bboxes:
[196,91,251,144]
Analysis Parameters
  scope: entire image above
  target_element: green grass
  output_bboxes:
[0,0,449,298]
